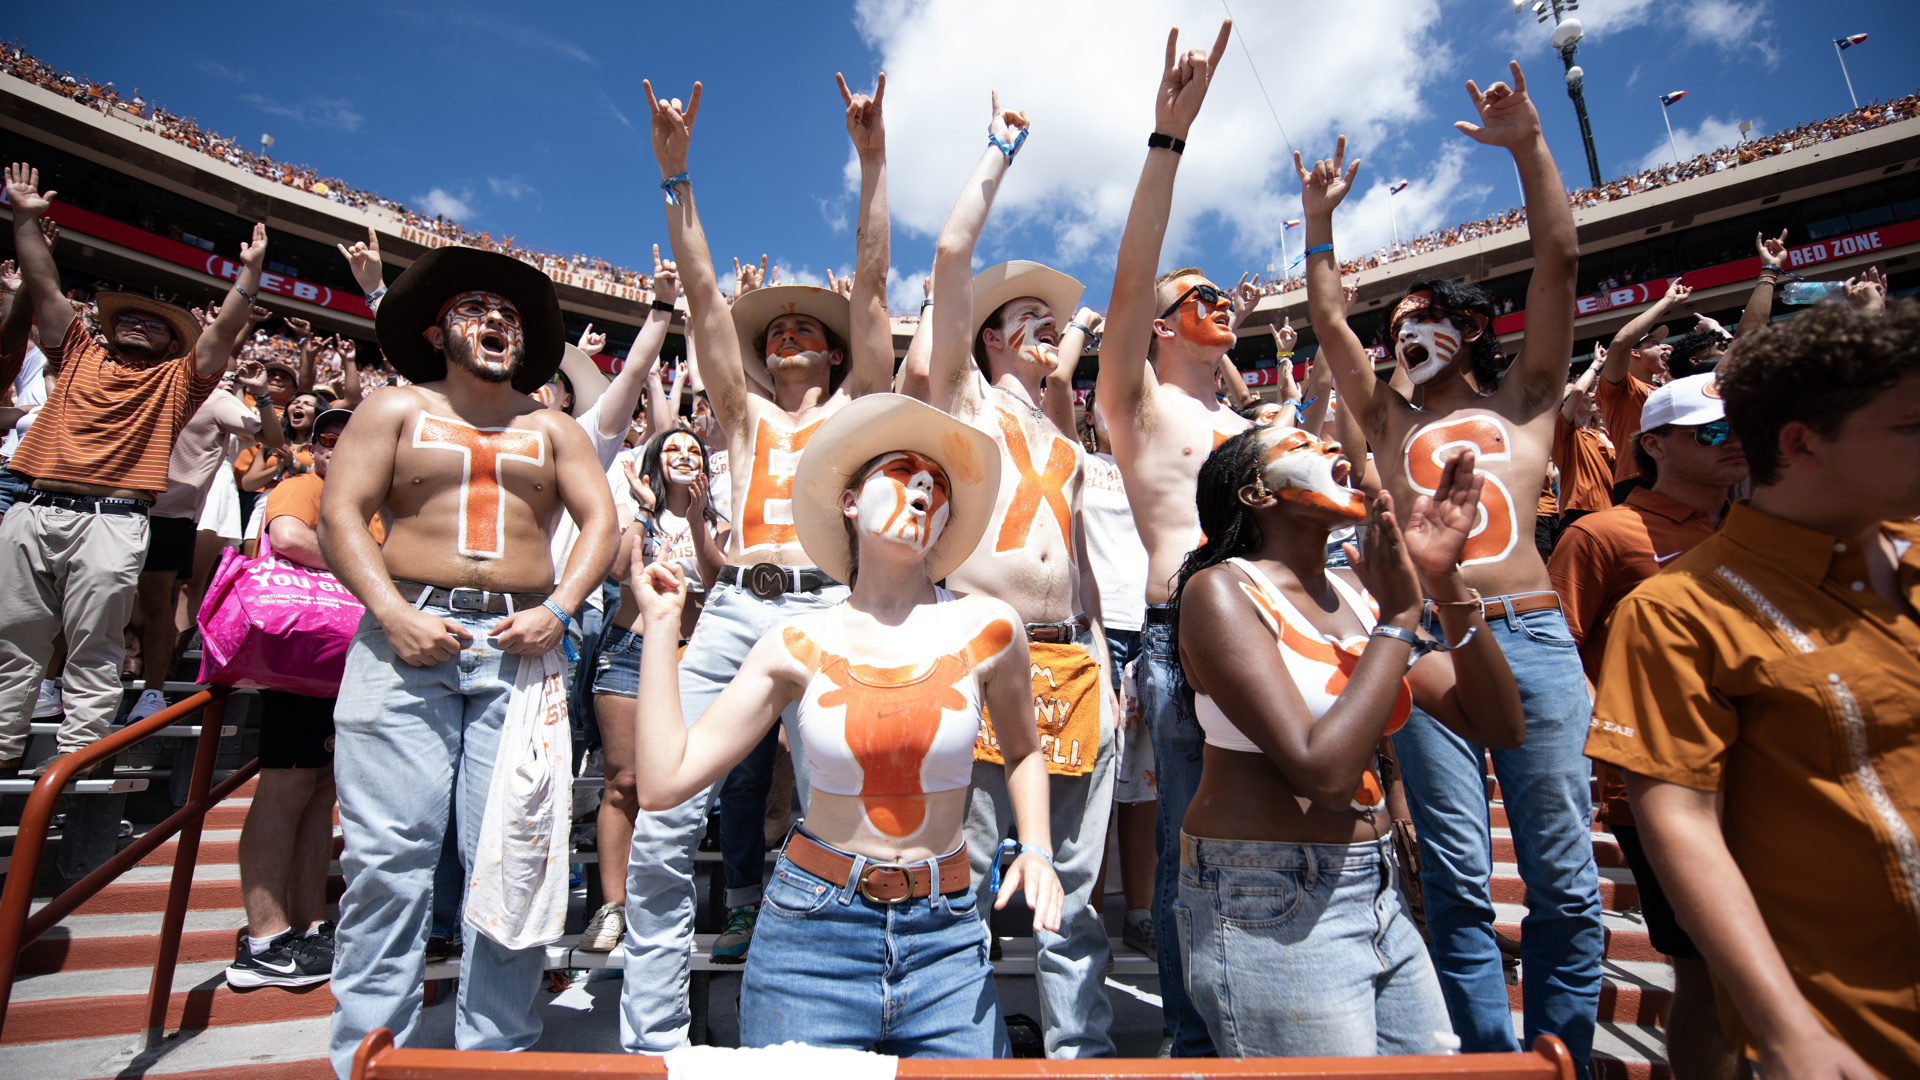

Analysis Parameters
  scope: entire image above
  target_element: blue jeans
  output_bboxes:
[618,576,847,1053]
[718,725,781,907]
[1103,627,1141,695]
[740,842,1007,1057]
[1390,601,1602,1070]
[328,608,550,1077]
[1176,834,1449,1057]
[1136,608,1214,1056]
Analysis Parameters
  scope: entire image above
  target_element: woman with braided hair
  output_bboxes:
[1170,426,1524,1057]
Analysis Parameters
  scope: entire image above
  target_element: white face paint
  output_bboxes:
[854,451,952,557]
[1257,428,1366,521]
[662,433,702,486]
[1395,318,1465,385]
[1000,305,1060,372]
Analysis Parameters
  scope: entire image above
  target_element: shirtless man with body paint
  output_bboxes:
[899,92,1117,1057]
[1091,21,1244,1056]
[1298,63,1603,1072]
[317,249,617,1076]
[621,73,897,1052]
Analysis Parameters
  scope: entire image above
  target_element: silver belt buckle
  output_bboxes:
[856,860,915,905]
[446,587,487,613]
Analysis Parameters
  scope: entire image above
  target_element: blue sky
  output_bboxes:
[10,1,1918,310]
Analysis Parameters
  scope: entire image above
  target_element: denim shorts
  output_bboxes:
[589,626,642,699]
[738,836,1007,1057]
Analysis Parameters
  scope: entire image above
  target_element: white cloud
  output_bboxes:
[1324,143,1489,264]
[415,187,474,220]
[245,94,364,133]
[1636,114,1755,170]
[849,0,1458,275]
[1501,0,1776,67]
[488,176,538,201]
[1682,0,1779,66]
[888,265,930,313]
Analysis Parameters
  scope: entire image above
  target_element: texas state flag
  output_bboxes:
[1284,219,1301,228]
[1836,33,1869,50]
[1389,180,1410,194]
[1660,91,1688,107]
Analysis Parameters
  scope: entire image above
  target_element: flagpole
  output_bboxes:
[1388,192,1400,255]
[1662,101,1681,165]
[1834,39,1859,110]
[1278,228,1289,284]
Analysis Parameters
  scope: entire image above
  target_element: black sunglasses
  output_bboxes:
[1159,282,1228,321]
[1688,420,1733,447]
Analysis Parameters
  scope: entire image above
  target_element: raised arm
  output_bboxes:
[0,258,31,369]
[603,260,672,439]
[1300,351,1335,434]
[4,164,78,350]
[291,319,318,391]
[1047,308,1100,435]
[196,224,269,378]
[1214,352,1255,408]
[929,93,1028,414]
[1468,63,1578,403]
[234,359,285,451]
[1733,230,1787,346]
[1298,137,1389,435]
[838,73,895,397]
[644,80,751,437]
[1604,278,1691,383]
[1099,22,1233,421]
[338,336,364,411]
[894,272,935,400]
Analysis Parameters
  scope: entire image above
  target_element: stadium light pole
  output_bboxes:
[1520,0,1603,189]
[1833,33,1868,110]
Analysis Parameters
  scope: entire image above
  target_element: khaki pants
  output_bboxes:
[0,501,148,762]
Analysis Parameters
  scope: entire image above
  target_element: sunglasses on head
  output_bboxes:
[1688,419,1733,447]
[1160,282,1227,321]
[314,431,341,449]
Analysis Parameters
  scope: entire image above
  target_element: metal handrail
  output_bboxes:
[0,687,252,1044]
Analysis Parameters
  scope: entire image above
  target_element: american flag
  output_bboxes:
[1836,33,1868,50]
[1660,91,1688,107]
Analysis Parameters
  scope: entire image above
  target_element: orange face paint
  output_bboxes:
[1258,428,1364,521]
[992,408,1076,557]
[1404,415,1516,566]
[1168,276,1235,347]
[764,315,830,360]
[440,290,524,378]
[411,413,546,559]
[860,451,951,552]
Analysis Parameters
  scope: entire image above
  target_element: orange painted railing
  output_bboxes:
[0,687,257,1044]
[349,1030,1578,1079]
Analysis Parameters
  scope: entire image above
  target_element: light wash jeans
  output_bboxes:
[741,840,1007,1057]
[1175,833,1449,1057]
[1390,600,1602,1071]
[618,576,847,1053]
[328,608,549,1078]
[962,671,1117,1058]
[1136,608,1215,1056]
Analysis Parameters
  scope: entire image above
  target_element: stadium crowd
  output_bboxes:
[1,20,1918,1080]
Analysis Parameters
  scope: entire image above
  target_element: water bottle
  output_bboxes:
[1779,281,1847,305]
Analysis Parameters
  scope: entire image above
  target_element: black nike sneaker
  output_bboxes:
[226,929,332,989]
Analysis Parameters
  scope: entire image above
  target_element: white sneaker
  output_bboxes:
[32,681,62,719]
[126,689,168,723]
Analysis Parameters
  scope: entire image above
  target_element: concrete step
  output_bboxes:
[1487,800,1608,833]
[11,959,232,1003]
[29,868,343,917]
[1491,864,1640,912]
[0,1015,333,1080]
[1491,826,1625,869]
[138,832,341,869]
[1505,960,1673,1027]
[17,909,251,974]
[0,978,336,1045]
[1495,904,1660,963]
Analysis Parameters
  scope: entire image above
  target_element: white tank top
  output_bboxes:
[1192,558,1410,811]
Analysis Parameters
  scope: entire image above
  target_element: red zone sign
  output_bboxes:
[25,199,374,319]
[1490,217,1920,335]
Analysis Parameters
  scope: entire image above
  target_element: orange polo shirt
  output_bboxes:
[1552,414,1616,515]
[1593,372,1653,483]
[1586,504,1920,1076]
[1551,487,1720,826]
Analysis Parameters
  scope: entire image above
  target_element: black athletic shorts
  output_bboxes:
[1611,824,1701,960]
[142,515,197,577]
[258,689,336,770]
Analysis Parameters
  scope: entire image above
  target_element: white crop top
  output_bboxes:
[785,588,989,801]
[1193,559,1410,809]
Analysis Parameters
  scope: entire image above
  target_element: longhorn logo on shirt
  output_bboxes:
[411,413,546,559]
[1403,415,1517,567]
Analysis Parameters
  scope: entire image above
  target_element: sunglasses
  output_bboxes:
[1159,282,1228,321]
[1688,420,1733,447]
[115,314,171,333]
[314,431,341,449]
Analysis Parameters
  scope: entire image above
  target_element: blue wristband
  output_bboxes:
[659,173,690,205]
[542,600,580,662]
[986,839,1052,894]
[1303,243,1334,257]
[987,129,1027,163]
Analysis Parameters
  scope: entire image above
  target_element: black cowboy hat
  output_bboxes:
[374,247,563,394]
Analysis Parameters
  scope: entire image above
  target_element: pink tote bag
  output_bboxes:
[196,529,366,697]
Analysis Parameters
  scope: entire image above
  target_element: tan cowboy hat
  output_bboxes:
[791,394,1001,585]
[729,285,852,393]
[94,292,200,360]
[552,344,612,418]
[970,261,1084,347]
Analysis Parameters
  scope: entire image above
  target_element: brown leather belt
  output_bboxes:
[1144,605,1177,626]
[395,580,550,616]
[1444,590,1562,622]
[1026,613,1089,645]
[783,830,970,904]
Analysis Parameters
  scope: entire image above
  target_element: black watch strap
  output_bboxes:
[1147,132,1186,154]
[651,298,676,313]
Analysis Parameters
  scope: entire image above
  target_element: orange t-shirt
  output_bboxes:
[234,443,314,493]
[1552,414,1617,515]
[262,472,385,545]
[1593,373,1653,483]
[8,319,219,495]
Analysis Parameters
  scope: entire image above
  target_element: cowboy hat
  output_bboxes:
[729,285,852,393]
[970,261,1084,350]
[550,344,612,418]
[373,246,564,394]
[93,292,200,360]
[791,394,1000,586]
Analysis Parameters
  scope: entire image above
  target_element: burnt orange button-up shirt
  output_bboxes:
[1586,503,1920,1076]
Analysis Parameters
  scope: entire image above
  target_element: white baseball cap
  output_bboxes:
[1639,371,1725,430]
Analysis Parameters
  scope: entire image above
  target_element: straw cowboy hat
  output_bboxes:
[374,246,564,394]
[791,394,1001,585]
[551,344,612,418]
[969,260,1084,348]
[729,285,852,393]
[93,292,200,360]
